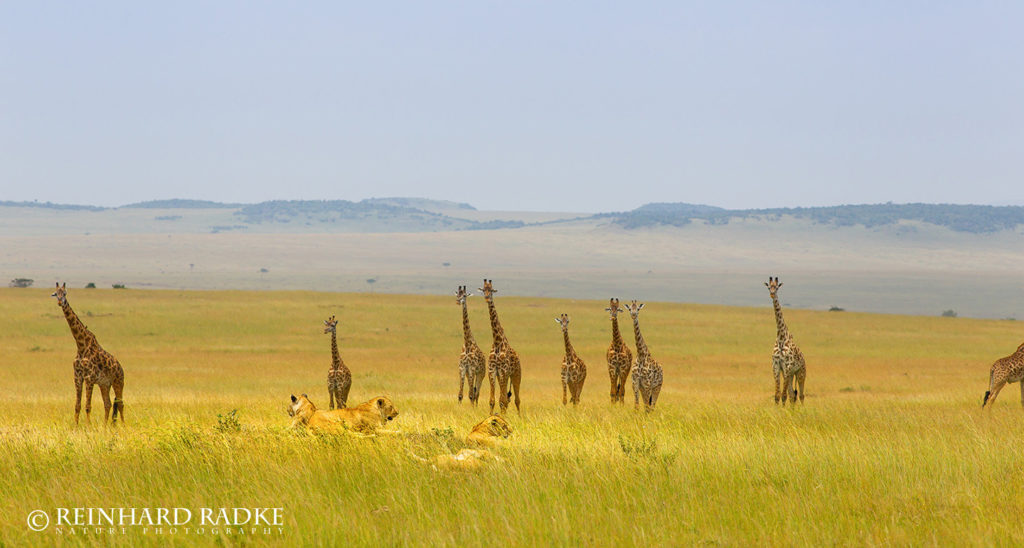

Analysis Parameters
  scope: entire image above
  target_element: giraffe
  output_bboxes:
[455,285,486,405]
[51,282,125,425]
[605,298,632,403]
[624,301,664,411]
[324,315,352,409]
[981,341,1024,408]
[479,279,522,414]
[556,314,587,406]
[765,276,806,405]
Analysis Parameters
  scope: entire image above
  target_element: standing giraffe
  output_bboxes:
[324,315,352,409]
[479,279,522,414]
[605,298,632,403]
[624,301,664,411]
[556,314,587,406]
[455,285,486,405]
[981,342,1024,408]
[765,276,806,405]
[51,282,125,425]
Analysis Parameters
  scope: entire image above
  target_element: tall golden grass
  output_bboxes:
[1,287,1022,546]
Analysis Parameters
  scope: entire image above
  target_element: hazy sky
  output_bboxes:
[2,3,1022,212]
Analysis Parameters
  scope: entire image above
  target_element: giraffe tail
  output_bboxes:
[983,370,994,407]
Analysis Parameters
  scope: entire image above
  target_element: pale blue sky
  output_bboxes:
[1,2,1022,211]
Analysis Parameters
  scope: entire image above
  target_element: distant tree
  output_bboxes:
[8,278,33,288]
[828,306,845,312]
[366,278,377,293]
[85,282,96,289]
[112,284,126,289]
[941,309,957,318]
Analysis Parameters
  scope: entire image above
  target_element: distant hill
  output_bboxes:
[0,200,105,211]
[362,197,476,212]
[610,202,1024,233]
[122,199,243,209]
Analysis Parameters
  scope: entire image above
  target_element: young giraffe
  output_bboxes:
[324,315,352,409]
[624,301,664,411]
[455,285,486,405]
[765,276,806,405]
[981,341,1024,408]
[479,279,522,414]
[605,298,632,403]
[51,282,125,425]
[556,314,587,406]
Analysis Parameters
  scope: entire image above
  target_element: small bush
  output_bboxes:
[829,306,845,312]
[618,434,657,459]
[215,409,241,433]
[941,309,957,318]
[84,282,96,289]
[8,278,33,288]
[112,284,126,289]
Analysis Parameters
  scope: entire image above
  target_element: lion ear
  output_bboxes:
[301,393,307,399]
[291,395,297,403]
[377,399,384,407]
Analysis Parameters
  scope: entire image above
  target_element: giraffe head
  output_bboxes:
[478,279,497,302]
[624,300,645,320]
[555,313,570,331]
[765,276,783,297]
[323,315,338,335]
[455,285,471,305]
[605,297,624,320]
[51,282,68,306]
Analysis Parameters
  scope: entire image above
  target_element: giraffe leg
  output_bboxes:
[774,369,781,405]
[472,370,484,406]
[781,374,792,406]
[488,369,497,414]
[619,371,629,403]
[458,368,466,404]
[100,385,113,423]
[632,374,640,410]
[562,375,568,406]
[329,388,335,410]
[112,380,125,424]
[74,377,83,425]
[510,369,522,415]
[796,368,806,404]
[339,383,351,409]
[84,384,95,424]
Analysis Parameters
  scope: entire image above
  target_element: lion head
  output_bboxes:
[368,396,399,423]
[478,415,512,438]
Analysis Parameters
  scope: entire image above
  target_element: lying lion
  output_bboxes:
[466,414,512,447]
[288,394,398,435]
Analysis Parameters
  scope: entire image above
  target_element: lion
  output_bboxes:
[288,394,399,435]
[466,414,512,447]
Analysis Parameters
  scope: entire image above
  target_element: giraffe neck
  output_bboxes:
[562,328,578,361]
[60,299,96,354]
[611,314,626,349]
[632,316,650,359]
[485,298,506,344]
[771,294,790,343]
[461,300,476,347]
[330,330,344,371]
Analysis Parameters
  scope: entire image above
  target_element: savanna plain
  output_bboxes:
[1,287,1023,546]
